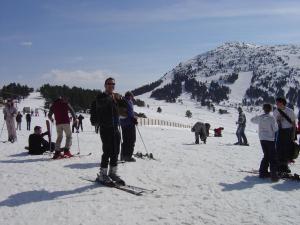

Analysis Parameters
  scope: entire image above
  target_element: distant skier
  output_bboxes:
[95,77,128,186]
[3,99,17,143]
[273,97,296,174]
[48,96,76,159]
[234,107,249,146]
[28,126,55,155]
[251,103,279,181]
[78,114,84,132]
[44,109,47,117]
[72,116,79,133]
[16,111,22,131]
[120,91,137,162]
[191,122,208,144]
[26,113,31,131]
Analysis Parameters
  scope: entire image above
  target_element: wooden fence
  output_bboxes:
[137,118,192,129]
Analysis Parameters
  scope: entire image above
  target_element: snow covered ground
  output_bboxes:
[0,92,300,225]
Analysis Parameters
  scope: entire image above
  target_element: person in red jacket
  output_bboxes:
[48,96,76,159]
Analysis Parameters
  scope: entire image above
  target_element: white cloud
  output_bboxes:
[20,41,33,47]
[59,0,300,23]
[41,69,118,89]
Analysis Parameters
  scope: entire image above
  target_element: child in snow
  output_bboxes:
[251,103,279,182]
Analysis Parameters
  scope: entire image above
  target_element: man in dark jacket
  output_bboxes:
[48,96,76,159]
[78,114,84,132]
[16,112,22,130]
[28,126,54,155]
[120,91,137,162]
[273,97,296,173]
[235,107,249,146]
[26,113,31,131]
[96,77,128,186]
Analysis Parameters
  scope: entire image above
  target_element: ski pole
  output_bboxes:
[0,120,5,139]
[136,125,149,155]
[76,131,80,155]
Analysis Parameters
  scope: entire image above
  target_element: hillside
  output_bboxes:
[133,42,300,106]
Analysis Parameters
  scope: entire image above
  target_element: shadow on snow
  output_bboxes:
[0,183,100,207]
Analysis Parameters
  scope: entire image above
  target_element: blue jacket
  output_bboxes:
[120,98,134,127]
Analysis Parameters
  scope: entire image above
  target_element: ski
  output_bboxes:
[51,152,92,160]
[238,169,300,181]
[80,177,155,195]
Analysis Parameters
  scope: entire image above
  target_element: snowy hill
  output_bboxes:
[133,42,300,106]
[0,92,300,225]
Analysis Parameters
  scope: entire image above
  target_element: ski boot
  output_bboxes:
[96,168,115,187]
[63,148,73,158]
[52,151,63,159]
[108,166,125,186]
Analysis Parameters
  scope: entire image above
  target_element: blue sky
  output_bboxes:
[1,0,300,92]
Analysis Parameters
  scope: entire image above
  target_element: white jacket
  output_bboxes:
[251,113,278,141]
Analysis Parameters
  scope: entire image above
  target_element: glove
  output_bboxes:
[132,117,138,125]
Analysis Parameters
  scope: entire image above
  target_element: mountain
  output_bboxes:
[132,42,300,106]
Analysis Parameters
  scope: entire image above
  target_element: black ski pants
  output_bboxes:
[26,121,31,130]
[100,126,120,168]
[121,125,136,159]
[276,128,293,170]
[259,140,278,177]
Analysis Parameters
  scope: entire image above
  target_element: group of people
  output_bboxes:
[251,97,296,182]
[3,78,299,186]
[15,111,32,131]
[92,77,138,186]
[25,77,137,186]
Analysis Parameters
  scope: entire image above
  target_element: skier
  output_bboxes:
[77,114,84,132]
[95,77,128,186]
[3,99,17,143]
[251,103,279,181]
[44,109,47,117]
[120,91,138,162]
[26,113,31,131]
[16,111,22,131]
[48,96,76,159]
[191,122,208,144]
[72,115,79,133]
[28,126,55,155]
[273,97,296,174]
[234,107,249,146]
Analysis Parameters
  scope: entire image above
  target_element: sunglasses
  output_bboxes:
[106,83,115,86]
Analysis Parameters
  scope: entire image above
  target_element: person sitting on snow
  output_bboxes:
[214,127,224,137]
[28,126,54,155]
[191,122,208,144]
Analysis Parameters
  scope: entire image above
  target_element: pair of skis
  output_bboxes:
[81,177,156,196]
[238,169,300,181]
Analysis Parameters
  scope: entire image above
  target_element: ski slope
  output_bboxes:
[0,93,300,225]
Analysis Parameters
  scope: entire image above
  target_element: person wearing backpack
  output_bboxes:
[273,97,296,174]
[251,103,279,182]
[95,77,128,186]
[120,91,137,162]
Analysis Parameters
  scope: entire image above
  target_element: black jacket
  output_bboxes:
[96,92,127,128]
[28,132,48,155]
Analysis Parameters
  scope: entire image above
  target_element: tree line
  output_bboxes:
[0,83,34,99]
[39,84,101,112]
